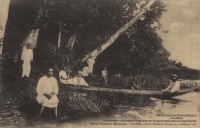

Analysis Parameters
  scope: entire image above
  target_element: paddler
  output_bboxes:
[163,74,180,93]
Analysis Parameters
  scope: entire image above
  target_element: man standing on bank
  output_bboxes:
[102,67,108,86]
[36,68,59,117]
[87,55,95,74]
[21,43,33,78]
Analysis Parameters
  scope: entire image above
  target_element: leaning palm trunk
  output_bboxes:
[82,0,156,62]
[0,0,10,55]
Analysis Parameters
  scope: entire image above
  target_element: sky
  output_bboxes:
[157,0,200,70]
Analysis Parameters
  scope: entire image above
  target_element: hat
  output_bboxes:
[63,66,67,69]
[78,71,82,74]
[48,68,53,72]
[171,74,178,79]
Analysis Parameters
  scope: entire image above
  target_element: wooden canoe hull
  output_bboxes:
[64,85,200,99]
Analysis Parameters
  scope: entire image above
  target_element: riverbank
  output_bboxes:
[32,92,200,128]
[0,59,200,127]
[0,75,200,127]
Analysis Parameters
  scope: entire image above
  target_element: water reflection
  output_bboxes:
[59,92,200,128]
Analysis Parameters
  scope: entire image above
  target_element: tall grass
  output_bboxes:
[181,80,200,88]
[104,75,200,90]
[107,75,168,90]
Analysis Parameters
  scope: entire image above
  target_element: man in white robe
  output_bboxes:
[21,44,33,78]
[87,56,95,73]
[59,66,71,84]
[36,68,59,116]
[72,71,89,86]
[102,67,108,86]
[81,66,90,77]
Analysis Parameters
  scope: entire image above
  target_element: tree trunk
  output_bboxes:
[82,0,156,62]
[22,29,39,48]
[0,0,10,55]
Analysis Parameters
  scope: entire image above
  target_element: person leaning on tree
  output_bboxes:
[87,55,95,74]
[21,43,33,78]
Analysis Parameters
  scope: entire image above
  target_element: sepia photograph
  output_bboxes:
[0,0,200,128]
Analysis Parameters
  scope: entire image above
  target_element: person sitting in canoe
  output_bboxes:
[163,74,180,93]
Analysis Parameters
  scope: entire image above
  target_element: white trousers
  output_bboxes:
[88,64,94,73]
[36,94,59,108]
[22,62,31,77]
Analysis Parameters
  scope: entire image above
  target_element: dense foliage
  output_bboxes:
[3,0,200,78]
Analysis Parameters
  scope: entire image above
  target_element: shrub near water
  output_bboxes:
[107,74,170,90]
[181,80,200,88]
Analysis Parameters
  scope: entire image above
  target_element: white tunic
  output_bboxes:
[165,81,181,93]
[87,58,95,73]
[21,48,33,63]
[21,48,33,77]
[169,81,180,93]
[59,70,69,84]
[82,66,90,77]
[36,76,59,108]
[101,70,108,79]
[72,76,89,86]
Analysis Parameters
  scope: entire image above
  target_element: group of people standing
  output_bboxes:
[20,43,108,87]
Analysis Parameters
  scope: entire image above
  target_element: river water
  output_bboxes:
[0,82,199,128]
[58,91,200,128]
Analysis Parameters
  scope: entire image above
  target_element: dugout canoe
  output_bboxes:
[65,85,200,99]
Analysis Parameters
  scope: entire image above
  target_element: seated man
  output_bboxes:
[59,66,71,84]
[36,68,59,117]
[130,78,140,90]
[72,71,89,86]
[82,66,90,77]
[163,74,180,93]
